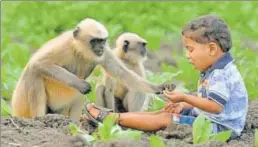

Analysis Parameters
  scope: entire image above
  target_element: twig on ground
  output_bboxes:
[8,117,19,129]
[8,142,21,147]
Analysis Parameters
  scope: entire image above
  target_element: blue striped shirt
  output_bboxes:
[193,52,248,136]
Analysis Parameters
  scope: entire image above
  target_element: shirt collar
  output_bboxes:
[200,52,234,80]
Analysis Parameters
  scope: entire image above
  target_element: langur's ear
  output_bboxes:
[73,27,80,38]
[123,40,129,53]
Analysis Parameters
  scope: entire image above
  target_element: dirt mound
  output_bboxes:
[1,114,87,147]
[1,100,258,147]
[94,140,149,147]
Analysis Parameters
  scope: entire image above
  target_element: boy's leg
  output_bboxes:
[176,108,196,125]
[86,103,172,131]
[119,111,172,131]
[211,123,239,140]
[129,110,163,115]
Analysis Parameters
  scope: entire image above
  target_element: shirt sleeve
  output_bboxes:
[207,71,230,107]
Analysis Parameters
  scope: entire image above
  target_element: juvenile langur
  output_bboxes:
[96,33,149,112]
[11,18,171,121]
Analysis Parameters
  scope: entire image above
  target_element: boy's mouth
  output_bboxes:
[188,60,197,68]
[187,59,194,65]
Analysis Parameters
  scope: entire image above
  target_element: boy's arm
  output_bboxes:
[181,102,193,109]
[164,71,230,113]
[183,94,223,113]
[163,91,223,113]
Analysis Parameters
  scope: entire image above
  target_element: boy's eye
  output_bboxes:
[185,46,194,52]
[187,48,193,53]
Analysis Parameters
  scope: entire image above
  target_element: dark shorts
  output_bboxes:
[172,108,238,140]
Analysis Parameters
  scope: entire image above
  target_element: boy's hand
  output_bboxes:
[163,102,184,114]
[163,90,186,103]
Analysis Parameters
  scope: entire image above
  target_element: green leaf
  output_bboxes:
[193,114,212,144]
[82,134,96,144]
[1,98,12,116]
[210,130,232,142]
[102,114,117,132]
[193,114,205,144]
[149,96,166,112]
[1,64,23,100]
[255,129,258,147]
[149,134,166,147]
[111,124,122,135]
[98,123,109,140]
[68,122,79,136]
[114,130,142,140]
[98,114,118,140]
[200,119,212,143]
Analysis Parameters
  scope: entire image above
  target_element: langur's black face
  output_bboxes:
[90,38,107,56]
[123,41,147,57]
[138,42,147,56]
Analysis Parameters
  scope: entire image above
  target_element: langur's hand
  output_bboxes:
[78,81,91,94]
[155,83,176,94]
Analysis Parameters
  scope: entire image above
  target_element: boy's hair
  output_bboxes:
[181,14,232,52]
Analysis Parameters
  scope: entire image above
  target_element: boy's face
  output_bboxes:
[182,36,216,72]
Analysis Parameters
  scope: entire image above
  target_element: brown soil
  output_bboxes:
[1,114,86,147]
[1,100,257,147]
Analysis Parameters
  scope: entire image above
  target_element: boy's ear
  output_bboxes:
[208,42,219,56]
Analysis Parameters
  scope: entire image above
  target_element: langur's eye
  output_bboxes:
[142,43,146,47]
[90,39,98,44]
[90,38,106,45]
[100,39,106,44]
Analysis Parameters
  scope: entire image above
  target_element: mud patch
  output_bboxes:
[1,114,87,147]
[157,123,192,143]
[94,140,149,147]
[1,100,258,147]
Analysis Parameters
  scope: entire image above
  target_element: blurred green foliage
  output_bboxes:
[1,98,12,116]
[1,2,258,111]
[68,115,142,144]
[149,134,166,147]
[193,114,232,144]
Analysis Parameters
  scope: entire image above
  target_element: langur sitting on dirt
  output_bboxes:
[84,15,248,141]
[95,32,150,113]
[11,18,174,121]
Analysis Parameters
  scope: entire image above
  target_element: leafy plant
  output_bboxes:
[68,115,142,145]
[85,65,106,103]
[193,114,232,144]
[146,71,190,111]
[210,130,232,142]
[192,115,212,144]
[255,129,258,147]
[148,95,166,112]
[2,1,258,103]
[149,134,166,147]
[97,114,118,140]
[146,71,182,85]
[68,122,85,136]
[1,98,12,116]
[68,122,96,144]
[161,54,199,92]
[97,114,142,141]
